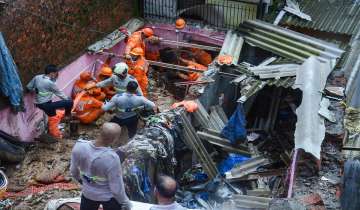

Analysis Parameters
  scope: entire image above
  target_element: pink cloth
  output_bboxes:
[0,94,44,142]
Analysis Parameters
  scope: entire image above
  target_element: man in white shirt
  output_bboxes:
[151,174,187,210]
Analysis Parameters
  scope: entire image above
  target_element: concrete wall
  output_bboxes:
[0,0,135,85]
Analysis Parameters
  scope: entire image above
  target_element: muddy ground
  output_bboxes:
[293,135,343,210]
[2,82,178,210]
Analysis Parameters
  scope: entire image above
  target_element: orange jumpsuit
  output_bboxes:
[182,59,207,81]
[74,94,104,124]
[190,48,212,66]
[72,75,91,99]
[97,60,116,100]
[145,47,160,61]
[126,56,149,96]
[125,31,146,56]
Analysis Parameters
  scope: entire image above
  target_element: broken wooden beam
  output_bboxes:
[87,18,144,52]
[95,51,205,73]
[160,39,221,52]
[197,131,251,156]
[247,189,271,197]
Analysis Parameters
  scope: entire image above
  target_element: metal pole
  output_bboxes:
[287,149,299,198]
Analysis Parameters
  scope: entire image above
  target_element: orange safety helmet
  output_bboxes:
[80,72,92,81]
[142,28,154,37]
[175,18,186,29]
[130,47,145,56]
[99,66,113,77]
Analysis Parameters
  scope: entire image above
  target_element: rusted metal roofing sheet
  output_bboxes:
[281,0,360,35]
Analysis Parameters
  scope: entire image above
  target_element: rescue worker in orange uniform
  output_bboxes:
[126,47,149,97]
[97,66,116,100]
[72,72,92,99]
[124,27,155,59]
[182,34,213,66]
[73,82,104,124]
[175,18,186,30]
[178,57,207,81]
[190,48,212,66]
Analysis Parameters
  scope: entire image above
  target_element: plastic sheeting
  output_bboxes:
[0,32,23,107]
[221,104,247,144]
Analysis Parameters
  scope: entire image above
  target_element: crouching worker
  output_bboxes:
[72,72,93,99]
[73,84,104,124]
[151,174,186,210]
[178,58,207,81]
[27,64,73,139]
[70,122,131,210]
[102,81,156,138]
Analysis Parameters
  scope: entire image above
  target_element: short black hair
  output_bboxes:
[127,81,138,93]
[155,174,177,199]
[45,64,59,74]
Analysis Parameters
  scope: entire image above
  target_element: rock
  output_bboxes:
[269,198,306,210]
[298,193,324,206]
[13,204,32,210]
[24,195,32,201]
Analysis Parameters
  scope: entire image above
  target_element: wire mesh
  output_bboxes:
[142,0,258,29]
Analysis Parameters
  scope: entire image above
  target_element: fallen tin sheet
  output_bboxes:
[293,56,333,159]
[227,156,272,179]
[221,195,271,209]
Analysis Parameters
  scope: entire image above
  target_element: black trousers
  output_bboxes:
[80,195,123,210]
[110,115,138,138]
[36,99,73,117]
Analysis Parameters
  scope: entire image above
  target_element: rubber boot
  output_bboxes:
[48,116,62,139]
[48,110,65,139]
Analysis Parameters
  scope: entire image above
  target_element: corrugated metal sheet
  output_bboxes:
[226,62,295,103]
[240,20,345,64]
[220,30,244,64]
[281,0,360,35]
[237,76,295,103]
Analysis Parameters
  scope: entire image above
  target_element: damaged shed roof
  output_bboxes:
[281,0,360,36]
[239,20,345,64]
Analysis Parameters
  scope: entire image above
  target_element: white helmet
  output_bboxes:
[113,62,128,76]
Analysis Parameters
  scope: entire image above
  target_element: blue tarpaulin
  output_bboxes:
[0,32,23,107]
[221,103,247,144]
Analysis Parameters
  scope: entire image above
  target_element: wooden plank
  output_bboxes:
[96,51,205,74]
[161,39,221,52]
